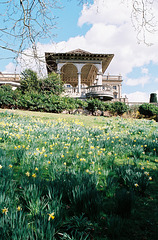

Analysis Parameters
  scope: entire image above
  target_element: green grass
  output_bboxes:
[0,109,158,240]
[0,108,120,127]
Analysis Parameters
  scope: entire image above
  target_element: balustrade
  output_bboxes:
[64,84,113,98]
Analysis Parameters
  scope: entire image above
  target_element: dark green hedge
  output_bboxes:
[139,103,158,117]
[0,85,129,115]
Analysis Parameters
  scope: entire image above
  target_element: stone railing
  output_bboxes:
[86,84,112,93]
[0,74,20,82]
[64,84,113,99]
[103,75,122,81]
[0,74,20,87]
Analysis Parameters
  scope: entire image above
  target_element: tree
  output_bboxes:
[20,69,64,95]
[129,0,157,45]
[41,72,64,95]
[0,0,60,64]
[0,0,156,66]
[20,69,40,93]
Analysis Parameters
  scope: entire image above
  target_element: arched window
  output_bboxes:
[114,93,117,99]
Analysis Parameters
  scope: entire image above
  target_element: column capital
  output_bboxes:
[97,71,103,75]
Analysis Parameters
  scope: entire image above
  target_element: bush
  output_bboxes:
[86,98,111,114]
[0,85,17,108]
[139,103,158,117]
[20,69,40,93]
[40,72,64,95]
[111,101,128,115]
[150,93,157,103]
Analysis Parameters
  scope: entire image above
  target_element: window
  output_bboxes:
[113,86,117,90]
[114,93,117,99]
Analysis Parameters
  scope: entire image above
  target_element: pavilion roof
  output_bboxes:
[45,49,114,74]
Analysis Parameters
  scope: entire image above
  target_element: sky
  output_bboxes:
[1,0,158,102]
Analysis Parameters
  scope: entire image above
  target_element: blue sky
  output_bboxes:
[1,0,158,102]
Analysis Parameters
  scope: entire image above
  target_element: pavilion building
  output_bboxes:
[45,49,127,102]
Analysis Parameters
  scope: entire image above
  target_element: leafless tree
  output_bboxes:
[0,0,157,71]
[79,0,157,45]
[0,0,61,69]
[125,0,157,45]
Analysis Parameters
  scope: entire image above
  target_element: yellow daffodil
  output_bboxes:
[32,173,36,178]
[2,207,8,215]
[48,212,55,221]
[25,172,30,177]
[17,206,22,211]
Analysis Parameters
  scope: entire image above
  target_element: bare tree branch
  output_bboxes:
[0,0,60,69]
[0,0,157,72]
[124,0,157,45]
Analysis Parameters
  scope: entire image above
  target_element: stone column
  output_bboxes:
[78,72,81,93]
[97,72,103,85]
[118,85,122,98]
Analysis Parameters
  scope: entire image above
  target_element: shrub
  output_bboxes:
[85,98,111,114]
[111,101,128,115]
[150,93,157,103]
[139,103,158,117]
[0,85,17,108]
[20,69,40,93]
[41,72,64,95]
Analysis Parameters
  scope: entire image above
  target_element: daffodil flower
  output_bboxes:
[48,212,55,221]
[2,207,8,215]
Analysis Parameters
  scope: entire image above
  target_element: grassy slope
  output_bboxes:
[0,108,112,127]
[0,108,158,240]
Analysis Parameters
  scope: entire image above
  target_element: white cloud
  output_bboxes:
[123,91,149,102]
[155,78,158,82]
[141,68,149,74]
[3,62,20,73]
[15,0,158,78]
[78,0,131,27]
[125,76,150,87]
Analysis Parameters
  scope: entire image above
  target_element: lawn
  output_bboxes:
[0,109,158,240]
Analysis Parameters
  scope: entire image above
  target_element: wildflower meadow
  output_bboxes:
[0,110,158,240]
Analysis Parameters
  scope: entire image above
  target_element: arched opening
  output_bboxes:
[114,92,117,99]
[81,64,98,86]
[61,63,78,87]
